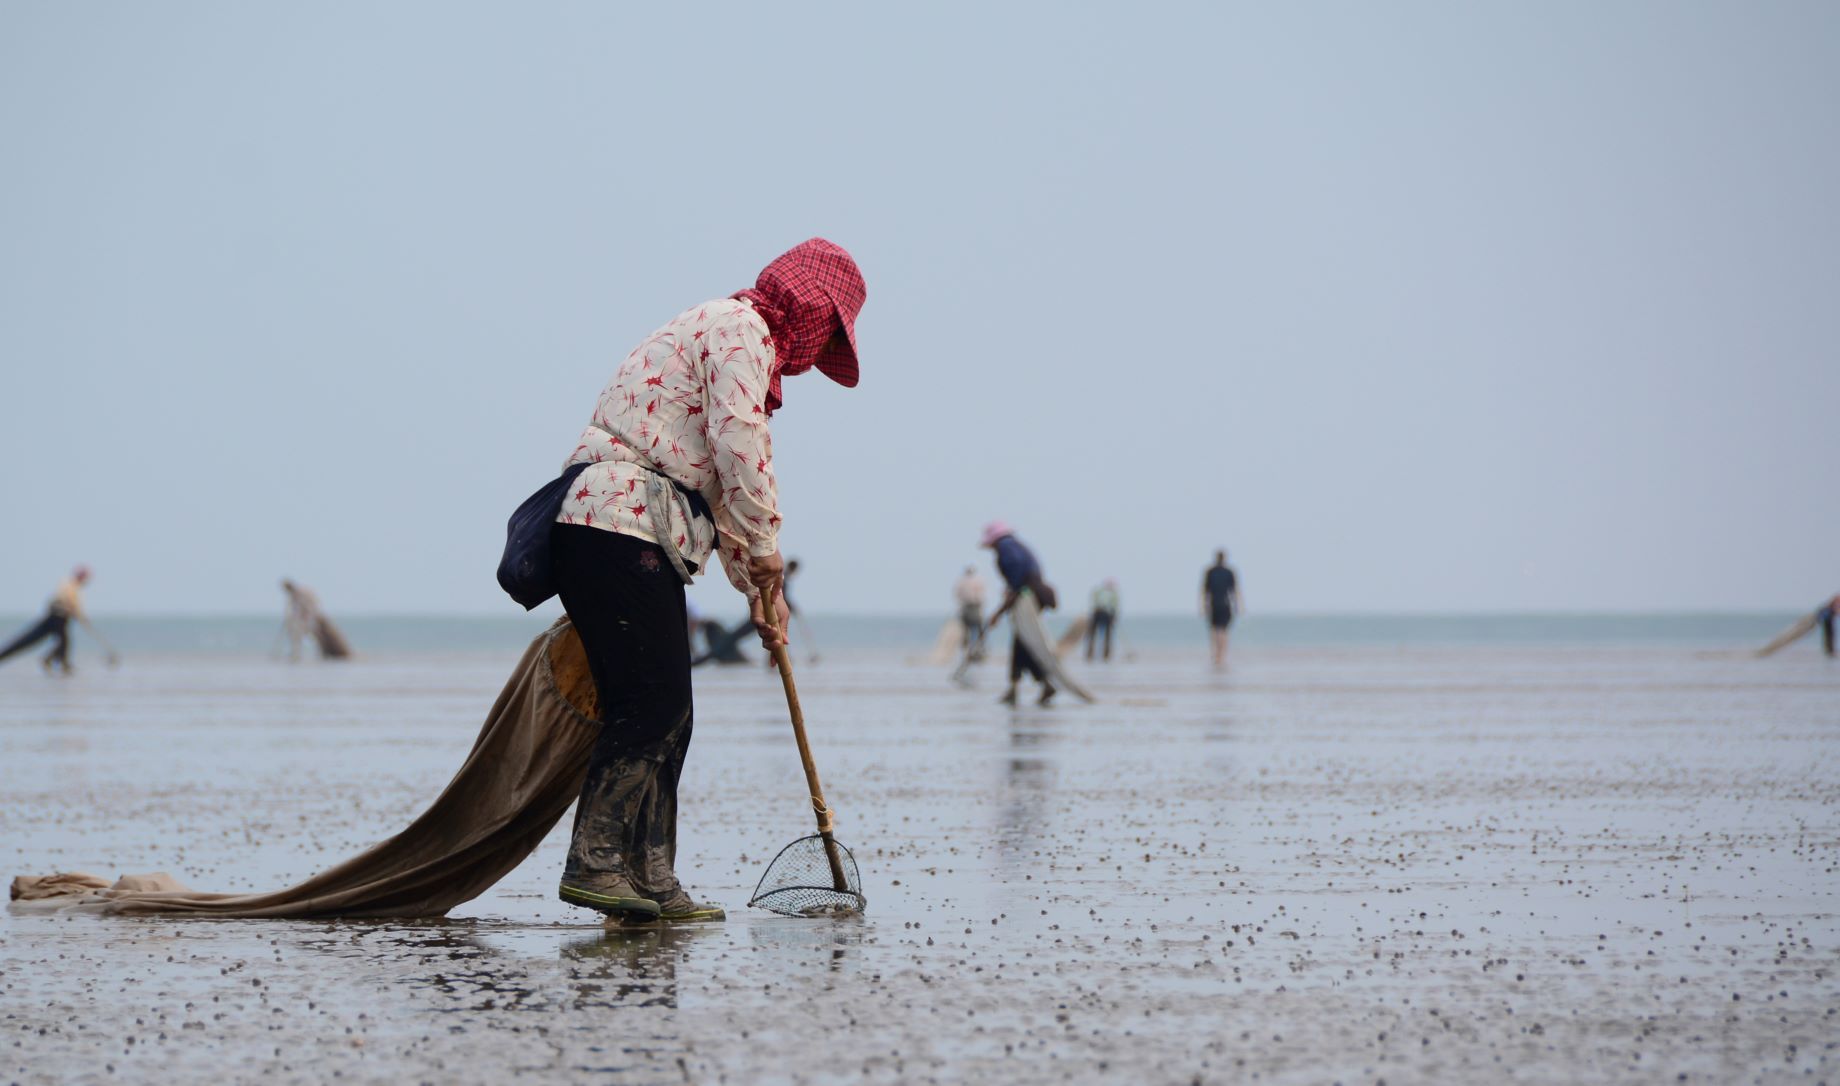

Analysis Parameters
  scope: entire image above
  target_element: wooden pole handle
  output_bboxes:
[771,640,850,891]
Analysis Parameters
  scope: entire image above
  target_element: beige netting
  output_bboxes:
[10,619,601,919]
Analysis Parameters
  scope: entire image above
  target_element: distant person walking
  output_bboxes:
[981,522,1060,706]
[0,567,117,674]
[955,565,987,662]
[1202,550,1241,669]
[1086,579,1119,661]
[1821,595,1837,657]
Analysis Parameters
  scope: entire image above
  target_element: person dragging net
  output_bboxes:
[0,566,117,674]
[548,239,866,923]
[981,522,1061,706]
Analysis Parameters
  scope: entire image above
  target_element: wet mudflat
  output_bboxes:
[3,639,1836,1084]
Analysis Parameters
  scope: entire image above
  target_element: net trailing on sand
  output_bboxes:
[748,835,865,917]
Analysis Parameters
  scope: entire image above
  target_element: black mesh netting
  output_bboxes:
[748,834,866,917]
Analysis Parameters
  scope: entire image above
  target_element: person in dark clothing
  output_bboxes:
[0,611,72,673]
[0,567,116,674]
[1202,549,1241,669]
[981,521,1059,706]
[692,615,754,666]
[1086,579,1119,662]
[1821,595,1838,657]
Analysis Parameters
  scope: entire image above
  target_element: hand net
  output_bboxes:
[748,834,866,917]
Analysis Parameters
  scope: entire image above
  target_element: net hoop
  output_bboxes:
[748,834,867,917]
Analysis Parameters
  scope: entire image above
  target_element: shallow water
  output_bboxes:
[3,636,1836,1084]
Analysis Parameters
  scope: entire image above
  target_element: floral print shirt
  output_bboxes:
[556,298,780,599]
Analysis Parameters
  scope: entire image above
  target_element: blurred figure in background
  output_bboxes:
[1202,549,1241,669]
[1755,592,1839,658]
[955,565,987,663]
[765,558,819,665]
[982,522,1060,706]
[0,566,117,674]
[781,558,803,621]
[279,579,353,661]
[1086,579,1119,662]
[692,616,753,666]
[684,599,749,666]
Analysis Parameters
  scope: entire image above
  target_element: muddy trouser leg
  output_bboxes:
[1100,612,1114,659]
[563,752,655,884]
[1823,610,1835,657]
[553,526,692,888]
[0,611,59,666]
[631,715,693,897]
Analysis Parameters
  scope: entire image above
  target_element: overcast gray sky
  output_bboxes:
[2,1,1835,617]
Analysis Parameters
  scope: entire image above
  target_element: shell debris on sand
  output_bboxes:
[794,903,864,920]
[2,642,1837,1083]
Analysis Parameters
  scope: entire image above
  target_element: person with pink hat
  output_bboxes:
[540,238,867,924]
[980,522,1062,706]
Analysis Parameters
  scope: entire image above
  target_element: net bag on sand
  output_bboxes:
[749,834,865,917]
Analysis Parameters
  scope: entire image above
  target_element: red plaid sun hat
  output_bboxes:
[734,238,866,412]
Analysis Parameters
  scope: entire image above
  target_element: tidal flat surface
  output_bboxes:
[3,637,1836,1084]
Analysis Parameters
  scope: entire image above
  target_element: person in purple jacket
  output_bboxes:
[980,522,1060,706]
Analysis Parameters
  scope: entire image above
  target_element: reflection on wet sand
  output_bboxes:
[563,923,706,1009]
[1001,717,1060,855]
[4,644,1837,1082]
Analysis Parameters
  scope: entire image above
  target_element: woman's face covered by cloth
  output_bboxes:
[733,238,866,414]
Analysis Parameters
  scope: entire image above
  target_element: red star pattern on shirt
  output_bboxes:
[556,298,781,599]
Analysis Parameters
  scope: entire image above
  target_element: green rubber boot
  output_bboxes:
[652,887,726,922]
[558,876,661,920]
